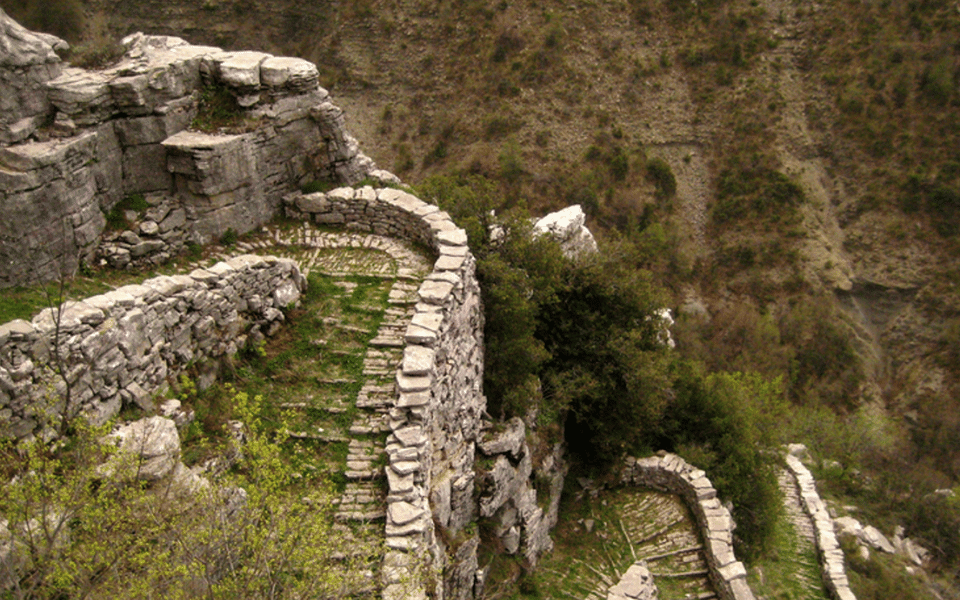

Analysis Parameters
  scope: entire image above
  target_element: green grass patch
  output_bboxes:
[747,503,828,600]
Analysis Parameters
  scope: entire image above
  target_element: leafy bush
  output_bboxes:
[301,180,332,194]
[66,37,126,69]
[921,57,955,107]
[0,389,373,599]
[646,157,676,198]
[7,0,84,42]
[713,164,804,225]
[220,228,239,246]
[104,195,150,231]
[657,368,786,559]
[191,84,245,133]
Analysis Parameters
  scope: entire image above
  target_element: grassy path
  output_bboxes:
[746,469,828,600]
[527,487,717,600]
[192,222,433,598]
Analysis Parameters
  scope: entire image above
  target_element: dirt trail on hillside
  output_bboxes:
[752,0,855,295]
[646,143,710,255]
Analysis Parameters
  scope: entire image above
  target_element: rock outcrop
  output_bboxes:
[476,417,566,567]
[533,204,598,258]
[0,9,67,145]
[0,15,378,288]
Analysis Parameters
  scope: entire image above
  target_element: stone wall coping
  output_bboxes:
[623,453,757,600]
[284,185,478,600]
[784,451,858,600]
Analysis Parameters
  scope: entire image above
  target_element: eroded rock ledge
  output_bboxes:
[0,12,379,288]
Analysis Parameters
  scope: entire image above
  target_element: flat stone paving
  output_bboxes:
[536,488,717,600]
[762,469,828,599]
[190,222,434,598]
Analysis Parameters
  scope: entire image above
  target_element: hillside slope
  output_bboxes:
[6,0,960,592]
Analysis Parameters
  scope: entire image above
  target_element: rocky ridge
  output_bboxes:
[0,9,380,288]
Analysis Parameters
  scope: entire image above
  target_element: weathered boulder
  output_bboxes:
[103,416,181,481]
[607,562,658,600]
[533,204,598,257]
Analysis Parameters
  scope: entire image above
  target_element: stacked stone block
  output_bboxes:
[0,255,305,440]
[784,453,857,600]
[284,185,485,600]
[622,453,757,600]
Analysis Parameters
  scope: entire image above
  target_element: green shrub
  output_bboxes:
[191,84,244,132]
[104,195,150,231]
[67,38,126,69]
[610,147,629,181]
[301,180,332,194]
[921,57,955,107]
[220,228,239,246]
[9,0,84,42]
[646,157,676,198]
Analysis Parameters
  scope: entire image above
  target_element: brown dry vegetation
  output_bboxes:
[9,0,960,594]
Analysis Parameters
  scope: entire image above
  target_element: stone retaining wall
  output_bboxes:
[0,255,305,439]
[784,453,857,600]
[285,185,485,600]
[622,453,757,600]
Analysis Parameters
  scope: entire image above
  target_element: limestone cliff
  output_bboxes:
[0,13,379,288]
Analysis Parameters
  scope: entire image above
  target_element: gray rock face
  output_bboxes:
[478,417,525,460]
[0,15,378,288]
[0,8,65,144]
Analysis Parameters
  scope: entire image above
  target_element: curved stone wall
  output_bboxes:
[622,453,757,600]
[0,255,305,439]
[284,185,485,600]
[784,453,857,600]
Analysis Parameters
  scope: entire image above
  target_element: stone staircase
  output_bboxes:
[536,488,717,600]
[186,222,433,598]
[770,469,830,600]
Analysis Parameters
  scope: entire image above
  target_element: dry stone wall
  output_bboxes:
[784,452,857,600]
[285,185,487,600]
[0,255,305,440]
[622,453,757,600]
[0,13,379,288]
